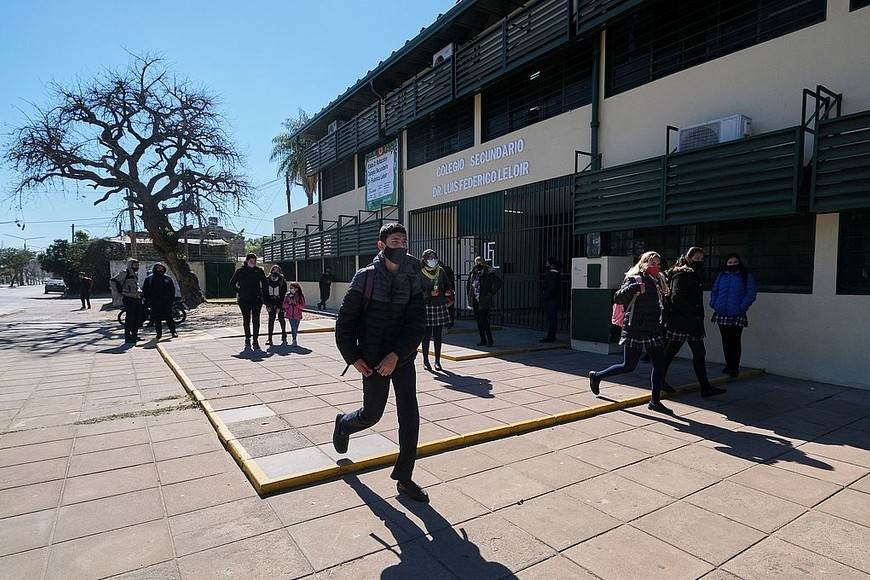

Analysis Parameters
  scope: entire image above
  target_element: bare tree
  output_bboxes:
[4,54,252,306]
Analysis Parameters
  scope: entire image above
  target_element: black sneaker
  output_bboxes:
[589,370,601,395]
[397,480,429,503]
[648,400,674,415]
[701,386,727,398]
[332,414,348,454]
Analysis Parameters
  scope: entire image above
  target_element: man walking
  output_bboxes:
[318,266,334,310]
[78,271,92,309]
[540,258,561,342]
[333,223,428,501]
[113,260,142,344]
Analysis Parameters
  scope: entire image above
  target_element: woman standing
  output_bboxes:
[282,282,306,347]
[264,265,288,346]
[589,251,673,414]
[661,247,726,398]
[419,249,452,371]
[229,253,268,350]
[466,257,502,347]
[710,253,757,378]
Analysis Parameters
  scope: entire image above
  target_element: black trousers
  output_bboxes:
[152,308,176,337]
[543,299,558,338]
[80,291,91,309]
[596,344,667,402]
[422,325,443,364]
[238,300,263,340]
[339,362,419,482]
[319,286,330,307]
[663,338,712,390]
[266,305,286,340]
[122,296,141,342]
[718,325,744,372]
[473,302,493,343]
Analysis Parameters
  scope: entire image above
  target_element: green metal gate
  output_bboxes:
[204,262,237,299]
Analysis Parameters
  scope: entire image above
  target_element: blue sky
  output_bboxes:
[0,0,456,253]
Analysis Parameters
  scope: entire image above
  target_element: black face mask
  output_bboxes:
[726,264,740,272]
[690,260,704,271]
[383,246,407,264]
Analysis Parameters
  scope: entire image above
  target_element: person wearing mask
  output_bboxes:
[710,253,757,378]
[589,251,674,414]
[78,271,93,310]
[662,247,727,398]
[333,222,428,502]
[264,265,288,346]
[282,281,306,347]
[540,258,562,343]
[142,262,178,340]
[113,259,142,344]
[466,257,502,347]
[229,253,268,349]
[419,249,453,371]
[318,267,334,310]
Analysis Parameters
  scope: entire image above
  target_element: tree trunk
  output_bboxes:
[142,215,205,307]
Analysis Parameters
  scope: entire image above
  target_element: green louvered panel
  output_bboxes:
[812,110,870,213]
[458,192,505,236]
[573,157,664,234]
[665,127,802,225]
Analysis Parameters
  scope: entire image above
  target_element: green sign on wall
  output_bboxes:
[365,140,398,211]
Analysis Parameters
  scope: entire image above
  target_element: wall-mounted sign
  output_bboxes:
[432,138,530,198]
[365,140,399,211]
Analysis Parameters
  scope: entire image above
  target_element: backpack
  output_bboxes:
[611,275,643,327]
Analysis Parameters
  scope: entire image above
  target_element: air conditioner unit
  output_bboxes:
[327,120,343,134]
[676,114,752,152]
[432,44,454,67]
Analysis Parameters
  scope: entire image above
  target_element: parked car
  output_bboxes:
[44,279,67,294]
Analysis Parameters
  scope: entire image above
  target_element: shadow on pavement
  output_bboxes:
[344,474,517,580]
[429,369,494,399]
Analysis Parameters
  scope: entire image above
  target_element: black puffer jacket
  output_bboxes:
[335,252,426,369]
[229,265,268,304]
[667,265,705,336]
[615,272,665,338]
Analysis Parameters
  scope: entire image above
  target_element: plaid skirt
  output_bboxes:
[619,334,664,349]
[712,312,749,327]
[665,328,705,342]
[425,303,450,327]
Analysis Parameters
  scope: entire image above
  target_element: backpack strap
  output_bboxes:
[362,265,375,310]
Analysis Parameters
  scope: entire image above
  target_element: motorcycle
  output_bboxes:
[117,296,187,327]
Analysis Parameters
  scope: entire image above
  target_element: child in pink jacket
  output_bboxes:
[282,282,306,346]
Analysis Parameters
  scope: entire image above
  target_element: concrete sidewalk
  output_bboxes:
[1,292,869,579]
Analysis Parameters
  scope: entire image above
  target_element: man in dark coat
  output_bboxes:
[318,267,334,310]
[229,253,268,349]
[466,257,502,346]
[333,223,428,502]
[142,262,177,340]
[540,258,561,342]
[78,272,92,310]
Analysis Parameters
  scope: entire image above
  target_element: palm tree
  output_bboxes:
[271,108,319,210]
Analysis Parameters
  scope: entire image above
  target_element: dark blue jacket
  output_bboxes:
[710,271,757,317]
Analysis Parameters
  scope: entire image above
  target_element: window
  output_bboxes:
[838,209,870,295]
[606,0,827,96]
[482,44,594,142]
[321,155,356,200]
[608,215,815,293]
[406,97,474,169]
[852,0,870,10]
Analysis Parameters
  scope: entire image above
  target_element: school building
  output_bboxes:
[265,0,870,390]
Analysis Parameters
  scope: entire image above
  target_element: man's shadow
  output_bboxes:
[232,348,274,362]
[429,369,495,399]
[344,474,517,580]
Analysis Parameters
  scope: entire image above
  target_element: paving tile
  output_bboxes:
[54,488,165,542]
[769,449,868,486]
[214,404,276,424]
[509,450,605,490]
[67,443,153,477]
[728,464,841,507]
[564,524,712,580]
[450,465,552,510]
[662,444,757,479]
[162,471,257,516]
[227,414,294,438]
[152,433,224,461]
[156,449,237,485]
[61,463,158,505]
[316,539,455,580]
[0,438,72,467]
[102,560,181,579]
[267,479,368,526]
[852,473,870,494]
[562,472,674,522]
[816,488,870,528]
[169,497,283,556]
[254,446,335,480]
[0,424,75,449]
[0,547,49,580]
[501,490,620,550]
[520,424,597,450]
[0,457,68,490]
[615,456,719,499]
[475,436,554,465]
[562,438,650,471]
[235,428,311,458]
[0,480,63,519]
[147,417,215,442]
[722,536,869,579]
[44,520,174,580]
[417,446,502,482]
[423,513,554,580]
[72,427,151,455]
[776,511,870,572]
[514,554,599,580]
[288,503,414,571]
[685,479,806,534]
[438,413,507,435]
[606,427,688,455]
[0,509,56,557]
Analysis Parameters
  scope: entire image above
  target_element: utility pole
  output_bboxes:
[71,223,75,243]
[127,191,137,258]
